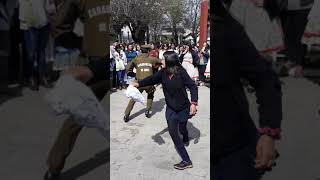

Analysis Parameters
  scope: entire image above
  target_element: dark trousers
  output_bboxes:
[213,141,263,180]
[280,9,311,66]
[112,67,117,88]
[0,30,10,89]
[116,70,125,87]
[165,106,190,162]
[9,8,21,83]
[23,25,50,79]
[198,65,206,82]
[124,86,155,116]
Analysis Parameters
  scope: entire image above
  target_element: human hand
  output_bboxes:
[131,82,139,88]
[189,104,197,116]
[255,135,276,169]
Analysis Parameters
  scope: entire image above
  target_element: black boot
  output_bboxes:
[29,78,39,91]
[44,170,60,180]
[123,114,130,123]
[40,77,53,88]
[145,110,151,118]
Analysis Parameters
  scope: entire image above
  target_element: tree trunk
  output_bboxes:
[172,22,179,45]
[191,1,200,45]
[146,25,150,44]
[130,23,147,44]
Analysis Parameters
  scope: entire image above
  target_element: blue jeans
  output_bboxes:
[213,140,264,180]
[165,106,190,162]
[23,25,50,79]
[116,70,125,87]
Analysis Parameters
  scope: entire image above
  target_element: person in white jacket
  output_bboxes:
[115,45,127,90]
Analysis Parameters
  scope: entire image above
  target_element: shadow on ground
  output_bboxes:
[0,94,20,105]
[59,148,109,180]
[152,122,201,145]
[128,98,166,121]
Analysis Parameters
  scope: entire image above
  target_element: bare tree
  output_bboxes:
[111,0,167,43]
[184,0,201,44]
[166,0,185,44]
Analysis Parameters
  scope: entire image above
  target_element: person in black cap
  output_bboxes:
[212,1,282,179]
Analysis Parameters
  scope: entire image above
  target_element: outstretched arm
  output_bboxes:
[135,71,162,88]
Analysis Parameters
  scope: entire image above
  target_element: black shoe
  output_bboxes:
[44,170,60,180]
[174,161,193,170]
[123,115,130,123]
[40,78,53,88]
[145,110,151,118]
[119,85,123,90]
[28,79,39,91]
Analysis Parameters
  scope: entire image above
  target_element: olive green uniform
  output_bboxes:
[124,53,161,117]
[46,0,109,175]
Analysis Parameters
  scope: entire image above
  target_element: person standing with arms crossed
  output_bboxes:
[131,51,198,170]
[123,45,162,122]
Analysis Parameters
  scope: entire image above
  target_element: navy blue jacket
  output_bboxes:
[212,13,282,160]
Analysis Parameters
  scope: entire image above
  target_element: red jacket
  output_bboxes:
[149,49,159,58]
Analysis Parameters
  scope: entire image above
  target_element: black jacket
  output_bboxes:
[212,13,282,161]
[139,68,198,112]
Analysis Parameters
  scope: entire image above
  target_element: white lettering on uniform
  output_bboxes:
[137,63,152,68]
[88,5,110,19]
[88,9,93,18]
[98,23,107,32]
[96,6,102,15]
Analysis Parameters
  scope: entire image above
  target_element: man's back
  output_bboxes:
[53,0,109,57]
[128,53,159,81]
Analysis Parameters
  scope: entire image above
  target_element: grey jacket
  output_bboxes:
[0,1,18,30]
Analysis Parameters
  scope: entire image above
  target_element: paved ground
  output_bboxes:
[248,77,320,180]
[110,86,211,180]
[0,87,108,180]
[1,77,320,180]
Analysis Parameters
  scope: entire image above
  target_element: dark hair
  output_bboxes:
[140,47,150,53]
[163,51,182,75]
[115,44,122,53]
[127,44,133,50]
[213,0,232,18]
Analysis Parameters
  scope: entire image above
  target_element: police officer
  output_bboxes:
[123,45,162,122]
[44,0,109,179]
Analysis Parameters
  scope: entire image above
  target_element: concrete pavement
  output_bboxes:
[248,78,320,180]
[1,77,320,180]
[110,86,211,180]
[0,87,108,180]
